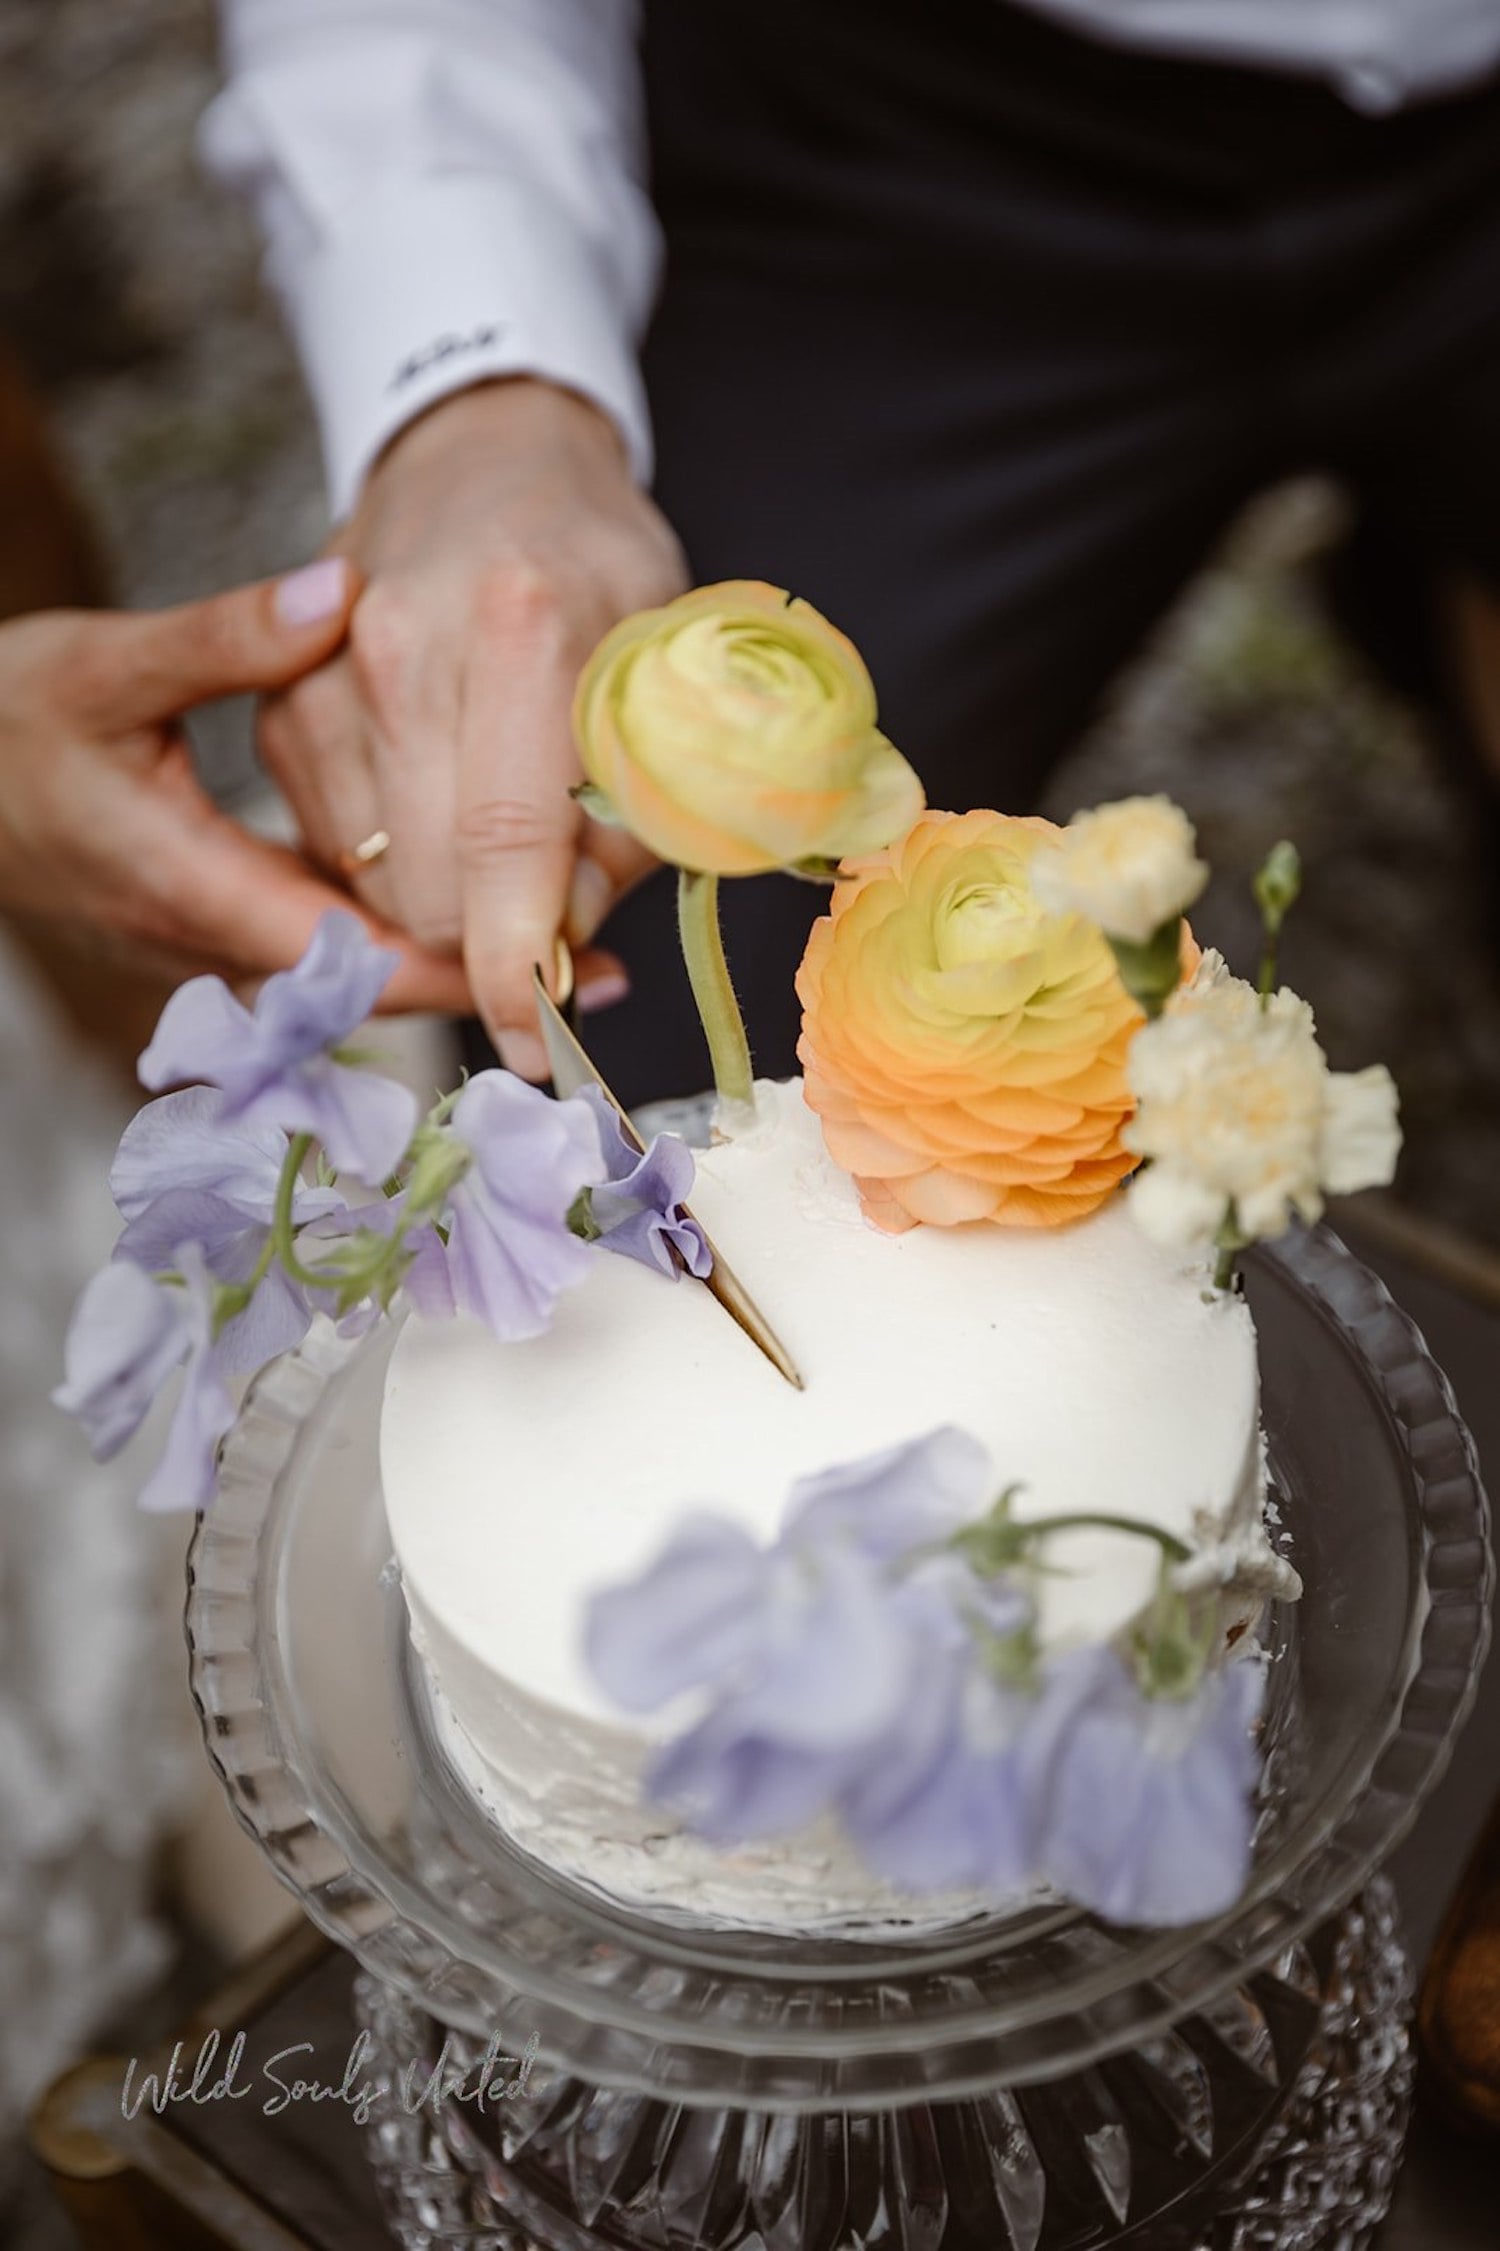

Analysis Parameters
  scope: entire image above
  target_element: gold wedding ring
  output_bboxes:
[339,829,391,878]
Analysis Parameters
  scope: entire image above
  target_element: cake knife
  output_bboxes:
[531,960,805,1389]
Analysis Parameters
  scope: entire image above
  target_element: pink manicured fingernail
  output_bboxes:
[496,1029,551,1083]
[577,970,631,1015]
[565,858,615,947]
[275,557,349,628]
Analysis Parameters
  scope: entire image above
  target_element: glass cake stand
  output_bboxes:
[185,1224,1491,2251]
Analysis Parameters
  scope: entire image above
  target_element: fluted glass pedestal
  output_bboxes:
[186,1226,1489,2251]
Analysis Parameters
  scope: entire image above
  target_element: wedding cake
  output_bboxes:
[366,580,1397,1937]
[380,1076,1275,1930]
[54,580,1399,1937]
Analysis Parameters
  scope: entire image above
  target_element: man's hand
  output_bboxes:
[259,379,689,1077]
[0,562,472,1012]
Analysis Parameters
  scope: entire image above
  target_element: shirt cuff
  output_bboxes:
[274,175,655,518]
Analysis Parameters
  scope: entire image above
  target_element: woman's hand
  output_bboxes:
[0,561,472,1013]
[259,380,688,1076]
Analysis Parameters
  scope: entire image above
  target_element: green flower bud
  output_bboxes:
[1253,839,1301,938]
[403,1124,472,1218]
[1106,915,1188,1021]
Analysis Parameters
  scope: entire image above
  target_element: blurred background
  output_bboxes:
[3,3,1500,2245]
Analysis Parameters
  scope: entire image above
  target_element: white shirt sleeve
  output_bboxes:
[202,0,660,518]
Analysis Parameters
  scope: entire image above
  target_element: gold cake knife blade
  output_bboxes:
[531,962,805,1389]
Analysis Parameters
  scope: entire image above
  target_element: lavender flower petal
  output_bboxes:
[234,1052,417,1187]
[910,1548,1032,1641]
[136,1248,236,1514]
[585,1514,771,1713]
[137,913,414,1186]
[648,1710,853,1844]
[137,1353,235,1513]
[787,1427,992,1562]
[112,1181,321,1374]
[111,1088,335,1224]
[836,1630,966,1830]
[578,1087,650,1182]
[588,1428,1032,1862]
[444,1073,606,1339]
[840,1616,1038,1893]
[253,911,402,1056]
[848,1724,1034,1892]
[137,977,255,1095]
[731,1543,914,1752]
[579,1089,712,1279]
[139,912,397,1095]
[590,1201,714,1279]
[114,1188,269,1277]
[52,1261,188,1458]
[1037,1651,1264,1926]
[394,1220,456,1318]
[214,1266,316,1377]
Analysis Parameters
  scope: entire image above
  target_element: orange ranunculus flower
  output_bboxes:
[796,809,1193,1232]
[572,581,925,876]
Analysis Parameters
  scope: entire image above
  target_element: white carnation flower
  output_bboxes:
[1319,1064,1402,1195]
[1032,796,1208,944]
[1123,965,1400,1254]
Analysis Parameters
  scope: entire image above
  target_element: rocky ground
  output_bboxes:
[4,0,1499,1257]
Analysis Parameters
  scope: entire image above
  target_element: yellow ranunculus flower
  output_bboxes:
[572,581,925,876]
[797,810,1195,1231]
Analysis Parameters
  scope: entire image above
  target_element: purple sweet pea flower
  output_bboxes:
[1035,1648,1265,1927]
[114,1186,316,1372]
[137,1247,238,1514]
[440,1072,606,1340]
[113,1182,271,1280]
[586,1514,773,1712]
[586,1427,1265,1920]
[648,1710,855,1846]
[577,1089,712,1279]
[586,1436,980,1738]
[53,1247,237,1512]
[109,1086,362,1359]
[787,1427,992,1562]
[635,1537,919,1842]
[585,1431,1007,1849]
[137,912,417,1186]
[842,1663,1041,1893]
[111,1088,343,1232]
[835,1553,1057,1896]
[53,1260,191,1460]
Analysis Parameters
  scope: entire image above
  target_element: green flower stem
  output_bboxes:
[1212,1206,1246,1293]
[241,1228,277,1298]
[1001,1511,1193,1566]
[677,868,755,1113]
[271,1131,336,1292]
[1253,839,1301,1012]
[947,1501,1194,1578]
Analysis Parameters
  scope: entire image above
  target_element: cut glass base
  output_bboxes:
[353,1874,1413,2251]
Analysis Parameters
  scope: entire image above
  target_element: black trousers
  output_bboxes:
[571,0,1500,1107]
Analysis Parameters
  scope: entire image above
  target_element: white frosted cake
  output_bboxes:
[381,1078,1279,1932]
